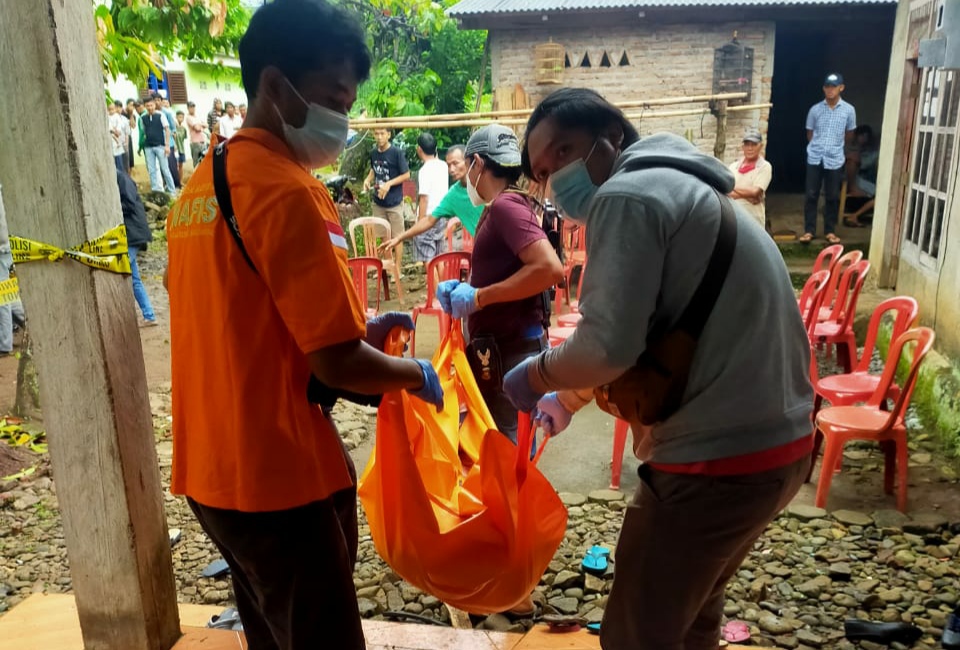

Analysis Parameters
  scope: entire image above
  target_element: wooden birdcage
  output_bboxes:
[535,40,565,85]
[713,34,753,104]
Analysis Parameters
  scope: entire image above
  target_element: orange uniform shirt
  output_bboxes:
[166,129,366,512]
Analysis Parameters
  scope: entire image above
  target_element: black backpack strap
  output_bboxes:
[673,189,738,338]
[212,141,258,275]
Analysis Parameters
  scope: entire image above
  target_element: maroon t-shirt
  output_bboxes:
[467,191,547,340]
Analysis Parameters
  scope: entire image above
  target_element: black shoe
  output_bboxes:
[844,619,923,645]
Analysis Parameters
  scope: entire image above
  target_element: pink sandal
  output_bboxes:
[722,620,751,643]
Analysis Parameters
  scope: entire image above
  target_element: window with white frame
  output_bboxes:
[904,68,960,262]
[904,67,960,263]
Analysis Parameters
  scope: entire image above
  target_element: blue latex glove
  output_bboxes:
[503,356,545,413]
[410,359,444,412]
[364,312,414,351]
[450,283,480,319]
[436,280,460,314]
[535,393,573,437]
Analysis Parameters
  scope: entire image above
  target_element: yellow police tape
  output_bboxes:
[0,225,131,306]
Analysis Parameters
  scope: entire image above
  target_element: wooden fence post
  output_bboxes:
[714,100,729,160]
[0,1,181,648]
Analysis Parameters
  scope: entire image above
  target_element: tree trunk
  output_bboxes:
[0,1,181,647]
[13,328,40,419]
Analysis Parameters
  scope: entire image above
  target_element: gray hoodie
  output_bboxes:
[538,133,813,463]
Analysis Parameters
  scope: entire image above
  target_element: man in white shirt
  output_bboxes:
[218,101,243,140]
[728,130,773,231]
[412,132,450,263]
[108,102,128,173]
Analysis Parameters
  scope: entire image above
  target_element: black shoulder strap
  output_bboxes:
[212,141,258,275]
[673,189,738,339]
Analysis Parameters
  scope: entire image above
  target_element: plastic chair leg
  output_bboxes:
[393,268,405,306]
[806,396,824,483]
[896,435,909,512]
[381,269,392,301]
[814,430,844,509]
[410,309,421,357]
[881,440,895,495]
[610,418,629,490]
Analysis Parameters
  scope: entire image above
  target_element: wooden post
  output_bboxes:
[0,2,181,649]
[714,100,729,160]
[474,35,490,114]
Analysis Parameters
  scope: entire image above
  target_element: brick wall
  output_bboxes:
[489,21,775,166]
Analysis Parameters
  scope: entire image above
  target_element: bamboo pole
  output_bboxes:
[350,91,750,126]
[350,103,772,130]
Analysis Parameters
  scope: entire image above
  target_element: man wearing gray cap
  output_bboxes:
[802,73,856,244]
[436,124,564,446]
[728,129,772,230]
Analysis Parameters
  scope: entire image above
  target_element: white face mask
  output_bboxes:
[465,161,489,207]
[274,78,349,169]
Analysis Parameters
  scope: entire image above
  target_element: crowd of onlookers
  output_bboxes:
[107,93,247,195]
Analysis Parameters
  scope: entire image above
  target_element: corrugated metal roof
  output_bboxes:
[447,0,895,16]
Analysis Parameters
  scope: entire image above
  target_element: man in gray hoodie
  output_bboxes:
[505,88,813,649]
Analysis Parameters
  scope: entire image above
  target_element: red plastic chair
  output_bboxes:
[347,257,383,320]
[445,217,474,253]
[813,326,935,512]
[410,251,472,356]
[811,259,871,372]
[554,223,586,316]
[807,296,919,482]
[557,262,587,327]
[798,270,832,339]
[812,243,844,275]
[808,250,863,323]
[609,419,631,490]
[548,324,630,489]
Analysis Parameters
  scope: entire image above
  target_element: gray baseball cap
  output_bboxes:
[743,129,763,143]
[465,124,522,167]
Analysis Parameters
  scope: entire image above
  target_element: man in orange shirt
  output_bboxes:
[164,2,442,648]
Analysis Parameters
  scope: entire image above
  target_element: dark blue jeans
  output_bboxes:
[804,163,845,236]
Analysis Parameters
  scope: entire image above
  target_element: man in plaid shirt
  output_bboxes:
[802,73,856,244]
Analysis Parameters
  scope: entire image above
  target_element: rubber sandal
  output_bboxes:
[825,233,842,244]
[722,620,751,643]
[798,233,814,243]
[207,607,244,631]
[586,622,601,635]
[581,545,611,575]
[543,615,582,632]
[844,619,922,644]
[843,218,866,228]
[201,558,230,579]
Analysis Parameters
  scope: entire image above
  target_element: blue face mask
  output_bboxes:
[550,141,599,223]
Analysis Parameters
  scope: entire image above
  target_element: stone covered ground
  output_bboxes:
[1,242,960,650]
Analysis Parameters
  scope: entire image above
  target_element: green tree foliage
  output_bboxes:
[334,0,487,176]
[96,0,250,86]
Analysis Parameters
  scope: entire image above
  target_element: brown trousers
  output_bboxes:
[601,456,808,650]
[188,439,363,650]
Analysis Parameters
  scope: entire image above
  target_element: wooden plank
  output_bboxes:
[514,625,772,649]
[446,603,474,629]
[713,100,729,160]
[0,595,769,650]
[0,595,525,650]
[0,3,180,649]
[0,594,83,650]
